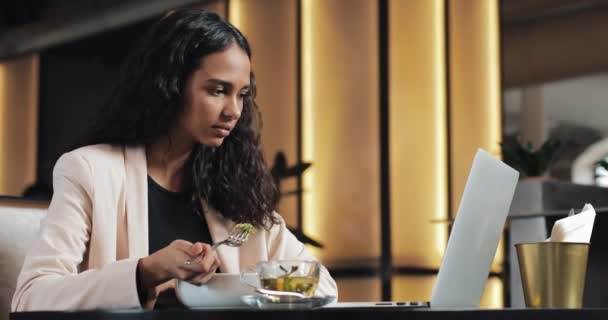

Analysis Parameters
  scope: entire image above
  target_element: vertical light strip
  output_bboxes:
[27,56,39,191]
[300,0,380,263]
[300,0,319,244]
[389,0,447,272]
[487,0,502,157]
[449,0,502,216]
[0,55,39,195]
[228,0,242,28]
[227,0,299,226]
[448,0,503,307]
[481,277,504,308]
[486,3,505,280]
[0,64,5,187]
[431,0,448,259]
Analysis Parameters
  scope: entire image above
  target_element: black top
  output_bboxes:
[147,176,213,254]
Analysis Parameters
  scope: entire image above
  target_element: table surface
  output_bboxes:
[11,307,608,320]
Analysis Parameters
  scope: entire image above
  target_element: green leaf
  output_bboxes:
[500,137,562,177]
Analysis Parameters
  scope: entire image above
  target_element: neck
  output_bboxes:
[146,130,195,192]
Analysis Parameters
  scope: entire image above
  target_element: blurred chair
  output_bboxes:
[0,201,46,320]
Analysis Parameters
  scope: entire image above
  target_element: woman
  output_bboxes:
[12,9,337,311]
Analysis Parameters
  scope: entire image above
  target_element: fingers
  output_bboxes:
[154,279,176,295]
[199,244,216,272]
[189,242,204,257]
[188,268,217,285]
[187,257,220,285]
[161,241,222,282]
[171,240,203,258]
[171,239,193,247]
[182,243,217,273]
[215,255,224,272]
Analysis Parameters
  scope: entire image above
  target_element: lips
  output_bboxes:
[212,125,232,137]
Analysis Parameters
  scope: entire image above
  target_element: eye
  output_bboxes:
[239,91,250,99]
[210,86,226,96]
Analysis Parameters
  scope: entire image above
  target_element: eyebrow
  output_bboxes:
[206,78,250,91]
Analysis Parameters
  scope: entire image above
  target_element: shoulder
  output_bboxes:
[261,211,308,258]
[56,144,125,168]
[54,144,128,177]
[66,144,124,162]
[264,211,291,238]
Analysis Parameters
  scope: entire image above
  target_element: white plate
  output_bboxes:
[241,294,336,310]
[175,273,259,308]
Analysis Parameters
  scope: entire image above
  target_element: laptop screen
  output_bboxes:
[431,149,519,308]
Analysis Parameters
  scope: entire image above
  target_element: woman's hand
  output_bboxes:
[138,240,220,291]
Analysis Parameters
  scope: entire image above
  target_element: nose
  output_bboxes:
[221,96,242,120]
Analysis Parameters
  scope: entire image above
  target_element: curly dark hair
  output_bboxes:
[79,9,279,229]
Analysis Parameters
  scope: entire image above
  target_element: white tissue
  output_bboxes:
[547,203,596,242]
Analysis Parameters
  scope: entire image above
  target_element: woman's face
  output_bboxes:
[177,43,251,147]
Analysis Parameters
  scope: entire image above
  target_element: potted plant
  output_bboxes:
[501,137,562,179]
[596,159,608,172]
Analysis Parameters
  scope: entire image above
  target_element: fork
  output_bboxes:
[255,288,310,299]
[183,225,251,265]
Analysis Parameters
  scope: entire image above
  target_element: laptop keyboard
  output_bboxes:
[325,301,430,308]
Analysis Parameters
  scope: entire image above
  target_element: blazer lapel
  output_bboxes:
[121,144,240,271]
[123,145,149,257]
[204,207,239,273]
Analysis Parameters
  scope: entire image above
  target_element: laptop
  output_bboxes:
[328,148,519,309]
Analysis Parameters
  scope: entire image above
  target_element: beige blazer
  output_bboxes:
[12,144,337,311]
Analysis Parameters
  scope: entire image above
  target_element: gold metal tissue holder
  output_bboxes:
[516,242,590,308]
